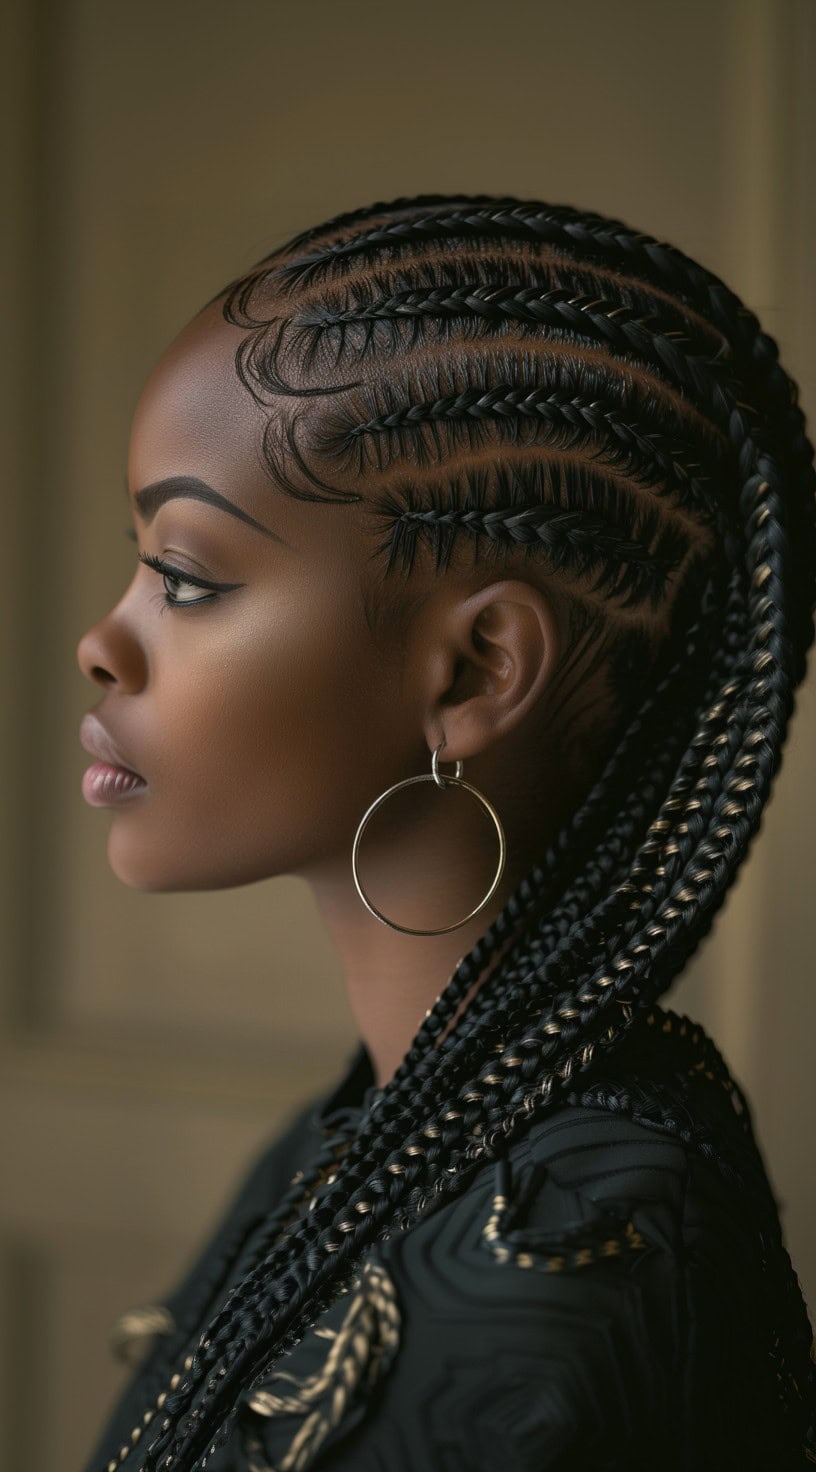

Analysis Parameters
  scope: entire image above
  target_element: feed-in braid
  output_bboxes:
[106,195,815,1471]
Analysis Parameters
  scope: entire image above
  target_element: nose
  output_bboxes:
[76,608,147,691]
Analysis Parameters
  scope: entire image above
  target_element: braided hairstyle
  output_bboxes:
[113,195,816,1469]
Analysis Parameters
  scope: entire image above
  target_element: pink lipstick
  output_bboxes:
[80,713,147,806]
[81,762,147,805]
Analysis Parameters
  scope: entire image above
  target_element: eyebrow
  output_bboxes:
[124,475,287,544]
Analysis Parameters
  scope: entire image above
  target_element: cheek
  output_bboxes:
[250,595,394,788]
[105,581,407,890]
[159,591,393,820]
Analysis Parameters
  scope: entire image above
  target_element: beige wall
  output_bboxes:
[2,1,814,1467]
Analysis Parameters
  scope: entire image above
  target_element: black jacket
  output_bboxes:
[85,1005,816,1471]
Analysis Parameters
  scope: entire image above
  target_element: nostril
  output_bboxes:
[76,621,147,692]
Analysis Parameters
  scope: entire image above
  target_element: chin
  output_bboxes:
[106,828,279,893]
[106,830,207,892]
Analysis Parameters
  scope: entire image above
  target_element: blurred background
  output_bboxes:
[1,0,814,1467]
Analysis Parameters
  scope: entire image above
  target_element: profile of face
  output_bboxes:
[75,302,410,891]
[76,298,575,905]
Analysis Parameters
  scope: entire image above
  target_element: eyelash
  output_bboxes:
[137,549,223,613]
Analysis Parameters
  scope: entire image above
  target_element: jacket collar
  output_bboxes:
[311,1040,384,1135]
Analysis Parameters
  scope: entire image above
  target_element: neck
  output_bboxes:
[309,884,522,1090]
[302,773,567,1089]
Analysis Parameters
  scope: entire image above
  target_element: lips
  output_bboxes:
[79,712,145,779]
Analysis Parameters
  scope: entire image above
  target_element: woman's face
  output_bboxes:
[76,299,423,892]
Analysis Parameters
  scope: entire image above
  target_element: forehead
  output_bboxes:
[128,299,270,495]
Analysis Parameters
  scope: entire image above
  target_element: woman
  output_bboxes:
[77,193,816,1470]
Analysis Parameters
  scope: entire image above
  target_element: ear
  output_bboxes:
[417,579,562,762]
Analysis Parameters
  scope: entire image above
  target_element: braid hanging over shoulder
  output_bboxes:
[107,194,816,1471]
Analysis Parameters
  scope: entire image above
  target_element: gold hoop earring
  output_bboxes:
[351,742,506,936]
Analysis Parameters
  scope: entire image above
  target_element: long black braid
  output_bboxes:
[103,195,816,1470]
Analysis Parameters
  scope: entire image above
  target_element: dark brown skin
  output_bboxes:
[76,299,617,1088]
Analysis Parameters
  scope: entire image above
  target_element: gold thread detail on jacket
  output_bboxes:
[481,1190,649,1272]
[241,1257,401,1472]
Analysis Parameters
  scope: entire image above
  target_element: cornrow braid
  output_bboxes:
[325,381,728,531]
[105,195,816,1471]
[274,193,520,254]
[276,191,815,663]
[369,471,689,604]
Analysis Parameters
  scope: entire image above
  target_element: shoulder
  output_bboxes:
[380,1094,692,1354]
[357,1074,783,1469]
[377,1014,770,1352]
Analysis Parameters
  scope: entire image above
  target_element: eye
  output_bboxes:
[132,545,243,611]
[137,550,217,608]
